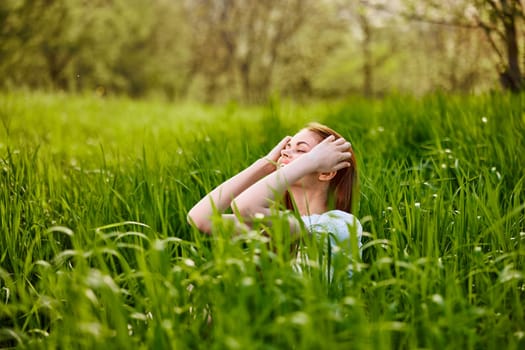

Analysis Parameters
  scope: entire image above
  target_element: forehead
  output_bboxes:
[290,129,322,145]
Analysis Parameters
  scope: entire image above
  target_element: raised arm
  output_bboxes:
[232,135,352,220]
[187,136,291,233]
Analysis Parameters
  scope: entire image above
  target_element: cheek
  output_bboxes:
[297,172,317,184]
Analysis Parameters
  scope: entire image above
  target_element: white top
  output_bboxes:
[299,210,362,279]
[301,209,362,250]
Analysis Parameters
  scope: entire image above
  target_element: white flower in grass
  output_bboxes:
[290,312,310,326]
[431,294,444,306]
[414,202,420,209]
[490,167,501,179]
[474,246,482,253]
[438,257,443,269]
[69,158,78,167]
[481,116,488,123]
[343,296,356,306]
[241,277,254,287]
[161,319,172,330]
[183,258,195,267]
[153,239,165,251]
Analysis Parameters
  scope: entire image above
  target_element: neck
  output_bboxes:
[289,185,328,216]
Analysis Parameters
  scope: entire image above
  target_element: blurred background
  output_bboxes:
[1,0,523,103]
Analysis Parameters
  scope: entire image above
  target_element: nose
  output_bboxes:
[281,148,291,158]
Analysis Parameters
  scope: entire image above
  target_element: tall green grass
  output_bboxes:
[0,91,524,349]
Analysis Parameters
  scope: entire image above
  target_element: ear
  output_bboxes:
[318,171,336,182]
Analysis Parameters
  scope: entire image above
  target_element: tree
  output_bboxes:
[473,0,524,91]
[0,0,192,98]
[337,1,401,97]
[397,0,524,92]
[182,0,342,102]
[182,0,308,102]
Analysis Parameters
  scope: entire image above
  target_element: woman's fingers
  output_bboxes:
[333,161,352,171]
[323,135,351,149]
[329,138,352,170]
[272,136,291,152]
[280,135,292,145]
[277,136,292,152]
[334,138,351,149]
[266,135,291,163]
[339,151,352,160]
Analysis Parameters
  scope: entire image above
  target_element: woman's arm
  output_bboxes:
[187,136,291,234]
[232,135,351,220]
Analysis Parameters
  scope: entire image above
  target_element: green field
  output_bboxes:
[1,91,524,349]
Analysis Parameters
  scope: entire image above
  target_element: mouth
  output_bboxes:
[279,159,290,167]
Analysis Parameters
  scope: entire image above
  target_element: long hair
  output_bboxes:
[285,122,359,214]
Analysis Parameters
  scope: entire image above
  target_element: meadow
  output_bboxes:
[0,91,524,349]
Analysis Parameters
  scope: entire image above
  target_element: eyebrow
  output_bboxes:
[287,141,311,147]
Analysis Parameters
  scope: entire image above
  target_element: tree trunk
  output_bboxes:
[359,13,373,97]
[499,0,523,91]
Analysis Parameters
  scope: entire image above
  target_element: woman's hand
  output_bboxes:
[262,135,291,171]
[305,135,352,172]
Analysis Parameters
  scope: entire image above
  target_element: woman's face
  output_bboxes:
[278,129,322,167]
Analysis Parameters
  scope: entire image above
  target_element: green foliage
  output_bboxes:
[0,91,524,349]
[0,0,190,98]
[0,0,508,101]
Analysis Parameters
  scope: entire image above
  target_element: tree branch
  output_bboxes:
[475,15,506,66]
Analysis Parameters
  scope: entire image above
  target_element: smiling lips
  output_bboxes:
[279,158,290,166]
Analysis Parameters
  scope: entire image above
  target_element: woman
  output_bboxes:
[187,122,362,255]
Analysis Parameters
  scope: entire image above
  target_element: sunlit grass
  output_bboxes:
[0,91,524,349]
